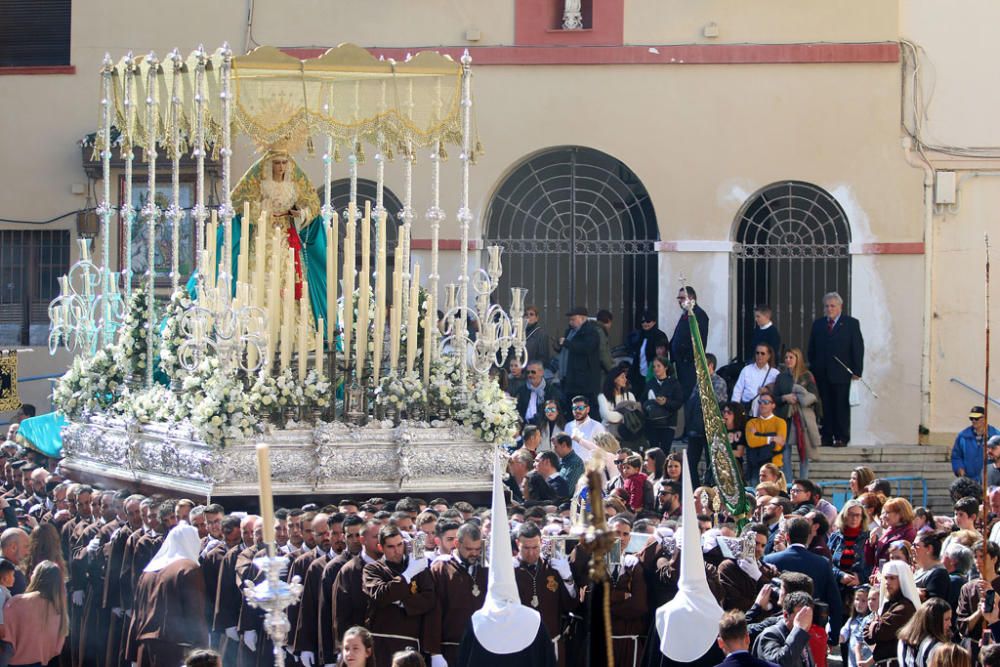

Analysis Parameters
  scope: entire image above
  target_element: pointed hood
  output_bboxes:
[144,523,201,573]
[471,449,541,654]
[655,450,724,661]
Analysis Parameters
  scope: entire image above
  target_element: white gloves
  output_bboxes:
[431,654,448,667]
[225,626,240,642]
[551,555,572,581]
[300,651,315,667]
[402,557,428,583]
[72,590,84,606]
[244,629,258,651]
[622,554,640,569]
[87,537,102,553]
[511,556,521,568]
[738,558,762,582]
[111,607,123,618]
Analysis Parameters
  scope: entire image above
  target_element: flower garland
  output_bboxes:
[115,286,158,379]
[53,348,124,418]
[130,385,185,424]
[157,289,193,382]
[458,376,519,444]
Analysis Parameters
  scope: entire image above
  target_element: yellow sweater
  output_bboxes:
[745,415,788,466]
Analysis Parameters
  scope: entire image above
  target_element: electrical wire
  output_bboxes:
[0,209,91,225]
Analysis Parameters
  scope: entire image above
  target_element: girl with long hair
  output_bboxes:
[896,598,951,667]
[598,365,638,431]
[850,467,877,498]
[3,560,68,666]
[339,626,375,667]
[758,462,788,492]
[539,399,565,447]
[26,523,66,580]
[773,347,822,480]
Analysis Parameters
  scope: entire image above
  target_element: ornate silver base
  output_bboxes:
[242,549,303,667]
[59,414,494,497]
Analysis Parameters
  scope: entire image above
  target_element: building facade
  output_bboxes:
[4,0,983,446]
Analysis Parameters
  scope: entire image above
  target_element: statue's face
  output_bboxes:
[271,157,289,181]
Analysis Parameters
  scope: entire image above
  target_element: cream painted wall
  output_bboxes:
[2,1,927,446]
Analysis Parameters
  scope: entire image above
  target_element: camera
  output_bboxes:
[813,600,830,627]
[769,577,782,607]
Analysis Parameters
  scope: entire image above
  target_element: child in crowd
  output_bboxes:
[618,454,648,511]
[841,585,874,667]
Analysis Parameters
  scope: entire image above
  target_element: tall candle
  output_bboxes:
[280,249,295,371]
[356,202,371,378]
[256,443,275,545]
[326,212,339,348]
[315,318,325,375]
[238,202,250,285]
[422,291,433,384]
[254,211,268,312]
[372,211,387,380]
[389,250,403,371]
[342,208,356,374]
[266,232,282,372]
[298,295,308,381]
[406,263,420,373]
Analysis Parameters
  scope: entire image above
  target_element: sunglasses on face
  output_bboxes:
[544,407,557,413]
[572,406,587,412]
[755,351,768,356]
[759,399,773,405]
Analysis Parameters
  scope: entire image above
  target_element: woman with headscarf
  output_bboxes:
[864,560,919,665]
[125,523,208,667]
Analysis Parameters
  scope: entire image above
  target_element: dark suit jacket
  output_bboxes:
[560,320,603,395]
[716,649,781,667]
[806,314,864,384]
[545,474,570,499]
[762,545,842,640]
[752,623,812,667]
[671,304,709,365]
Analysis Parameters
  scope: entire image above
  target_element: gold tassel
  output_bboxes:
[333,143,342,162]
[438,143,448,161]
[475,139,484,157]
[355,140,365,164]
[306,136,316,156]
[385,145,394,161]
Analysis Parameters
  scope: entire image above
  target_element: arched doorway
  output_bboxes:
[484,147,659,348]
[732,181,851,359]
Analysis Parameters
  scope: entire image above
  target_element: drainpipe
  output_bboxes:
[902,136,935,437]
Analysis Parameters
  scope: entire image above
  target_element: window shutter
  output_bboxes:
[0,0,71,67]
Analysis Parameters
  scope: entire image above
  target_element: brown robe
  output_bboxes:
[318,550,354,663]
[332,554,373,652]
[198,537,229,645]
[77,519,119,667]
[863,594,917,662]
[424,556,489,664]
[127,559,208,667]
[362,558,436,667]
[293,551,348,657]
[212,543,247,667]
[102,523,134,667]
[67,515,96,667]
[608,562,649,667]
[285,546,322,652]
[716,558,780,612]
[513,557,578,665]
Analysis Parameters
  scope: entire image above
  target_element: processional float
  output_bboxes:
[50,43,526,502]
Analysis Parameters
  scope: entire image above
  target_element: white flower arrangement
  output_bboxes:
[53,349,125,418]
[376,371,427,411]
[114,286,158,378]
[458,376,519,444]
[129,385,185,423]
[186,358,257,448]
[427,352,467,415]
[157,289,193,382]
[274,368,305,409]
[247,372,280,414]
[301,369,332,411]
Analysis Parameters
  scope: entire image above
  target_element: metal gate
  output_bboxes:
[732,181,851,360]
[484,147,659,348]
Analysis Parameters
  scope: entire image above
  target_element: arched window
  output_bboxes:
[732,181,851,359]
[484,147,659,347]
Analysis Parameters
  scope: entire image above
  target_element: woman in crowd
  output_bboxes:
[644,356,684,450]
[866,497,918,569]
[896,598,951,667]
[773,347,822,481]
[829,499,871,589]
[521,471,557,506]
[927,644,971,667]
[340,626,375,667]
[539,399,565,447]
[731,343,779,416]
[722,402,748,473]
[913,531,950,601]
[26,523,66,580]
[759,463,788,493]
[888,540,917,569]
[598,365,637,433]
[644,447,666,486]
[664,452,683,485]
[859,492,887,541]
[864,559,919,664]
[3,560,68,667]
[913,507,937,535]
[850,466,877,498]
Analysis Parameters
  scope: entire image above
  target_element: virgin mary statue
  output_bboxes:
[225,150,328,329]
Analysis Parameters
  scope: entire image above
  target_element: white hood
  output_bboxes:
[471,450,542,654]
[144,523,201,573]
[655,450,724,661]
[879,559,921,613]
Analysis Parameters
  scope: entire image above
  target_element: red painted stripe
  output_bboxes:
[284,43,899,66]
[856,242,924,255]
[410,239,482,251]
[0,65,76,75]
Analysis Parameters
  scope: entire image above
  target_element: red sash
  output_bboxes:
[285,224,304,300]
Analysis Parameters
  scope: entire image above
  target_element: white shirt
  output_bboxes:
[731,364,779,408]
[565,417,606,460]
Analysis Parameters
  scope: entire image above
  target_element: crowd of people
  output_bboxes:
[11,287,1000,667]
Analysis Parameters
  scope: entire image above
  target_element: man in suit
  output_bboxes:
[762,517,842,642]
[556,307,602,414]
[628,309,669,399]
[534,451,569,499]
[715,610,779,667]
[806,292,864,446]
[672,286,710,402]
[751,592,814,667]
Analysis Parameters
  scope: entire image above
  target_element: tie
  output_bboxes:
[827,318,834,333]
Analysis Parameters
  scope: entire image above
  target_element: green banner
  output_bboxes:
[686,304,751,529]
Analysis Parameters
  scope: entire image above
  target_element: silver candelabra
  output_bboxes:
[241,549,303,667]
[48,239,125,356]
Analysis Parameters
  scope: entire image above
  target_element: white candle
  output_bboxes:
[238,202,250,285]
[406,263,420,373]
[357,202,371,379]
[372,211,387,380]
[422,292,433,384]
[280,249,295,371]
[342,208,356,374]
[256,443,275,545]
[298,295,308,381]
[315,318,325,376]
[254,210,268,312]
